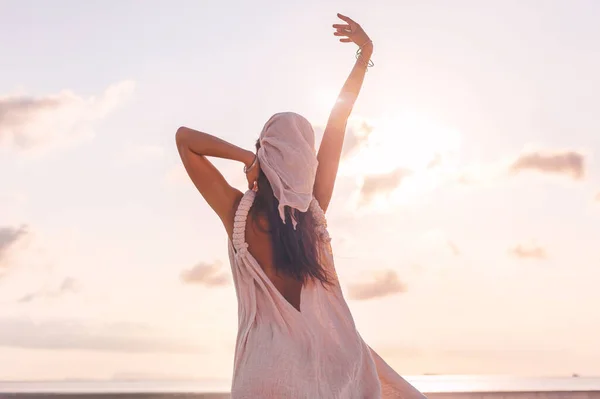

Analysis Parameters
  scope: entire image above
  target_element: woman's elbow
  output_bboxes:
[175,126,189,145]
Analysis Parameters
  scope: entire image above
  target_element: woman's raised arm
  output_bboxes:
[313,13,373,212]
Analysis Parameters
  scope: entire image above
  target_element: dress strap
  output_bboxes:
[232,190,256,255]
[309,198,331,245]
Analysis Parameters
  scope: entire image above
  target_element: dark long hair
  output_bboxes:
[250,142,332,286]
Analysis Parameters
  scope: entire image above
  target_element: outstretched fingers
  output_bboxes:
[337,13,356,25]
[333,21,352,42]
[333,13,361,43]
[333,30,352,42]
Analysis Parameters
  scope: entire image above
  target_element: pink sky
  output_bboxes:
[1,0,600,380]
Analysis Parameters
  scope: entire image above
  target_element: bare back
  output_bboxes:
[244,209,304,312]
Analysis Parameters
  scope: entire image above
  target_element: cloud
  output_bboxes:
[447,240,461,256]
[18,277,80,303]
[427,153,443,169]
[455,173,475,185]
[510,244,547,260]
[0,225,29,271]
[0,80,135,152]
[342,120,374,158]
[595,192,600,202]
[180,261,230,286]
[361,168,411,202]
[0,318,203,353]
[348,270,407,300]
[510,151,585,179]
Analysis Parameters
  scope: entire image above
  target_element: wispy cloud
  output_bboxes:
[342,120,374,158]
[0,81,135,152]
[180,261,230,286]
[595,192,600,202]
[18,277,80,303]
[348,270,407,300]
[447,240,461,256]
[455,173,475,185]
[361,168,411,202]
[510,244,547,260]
[0,318,203,353]
[427,153,443,169]
[510,150,585,180]
[0,225,29,272]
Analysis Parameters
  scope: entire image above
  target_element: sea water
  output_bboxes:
[1,376,600,394]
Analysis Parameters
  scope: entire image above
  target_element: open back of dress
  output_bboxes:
[227,190,426,399]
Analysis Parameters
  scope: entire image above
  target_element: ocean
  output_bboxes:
[1,376,600,394]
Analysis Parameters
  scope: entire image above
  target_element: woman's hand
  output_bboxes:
[332,13,371,48]
[245,154,260,191]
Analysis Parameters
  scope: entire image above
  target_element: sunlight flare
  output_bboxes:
[341,111,462,206]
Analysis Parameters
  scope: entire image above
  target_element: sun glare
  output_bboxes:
[312,86,463,207]
[341,110,462,206]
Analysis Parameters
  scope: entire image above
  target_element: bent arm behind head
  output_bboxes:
[175,127,255,235]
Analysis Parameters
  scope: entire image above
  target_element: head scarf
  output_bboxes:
[257,112,318,229]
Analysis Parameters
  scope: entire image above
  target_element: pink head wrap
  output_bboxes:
[257,112,318,229]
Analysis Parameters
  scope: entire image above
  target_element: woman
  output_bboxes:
[176,13,426,399]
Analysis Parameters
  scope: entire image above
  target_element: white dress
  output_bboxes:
[227,190,427,398]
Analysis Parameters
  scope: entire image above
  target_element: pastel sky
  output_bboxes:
[1,0,600,382]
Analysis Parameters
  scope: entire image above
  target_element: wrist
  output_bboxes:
[242,150,256,169]
[361,48,373,58]
[356,41,374,68]
[359,48,373,61]
[359,40,373,53]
